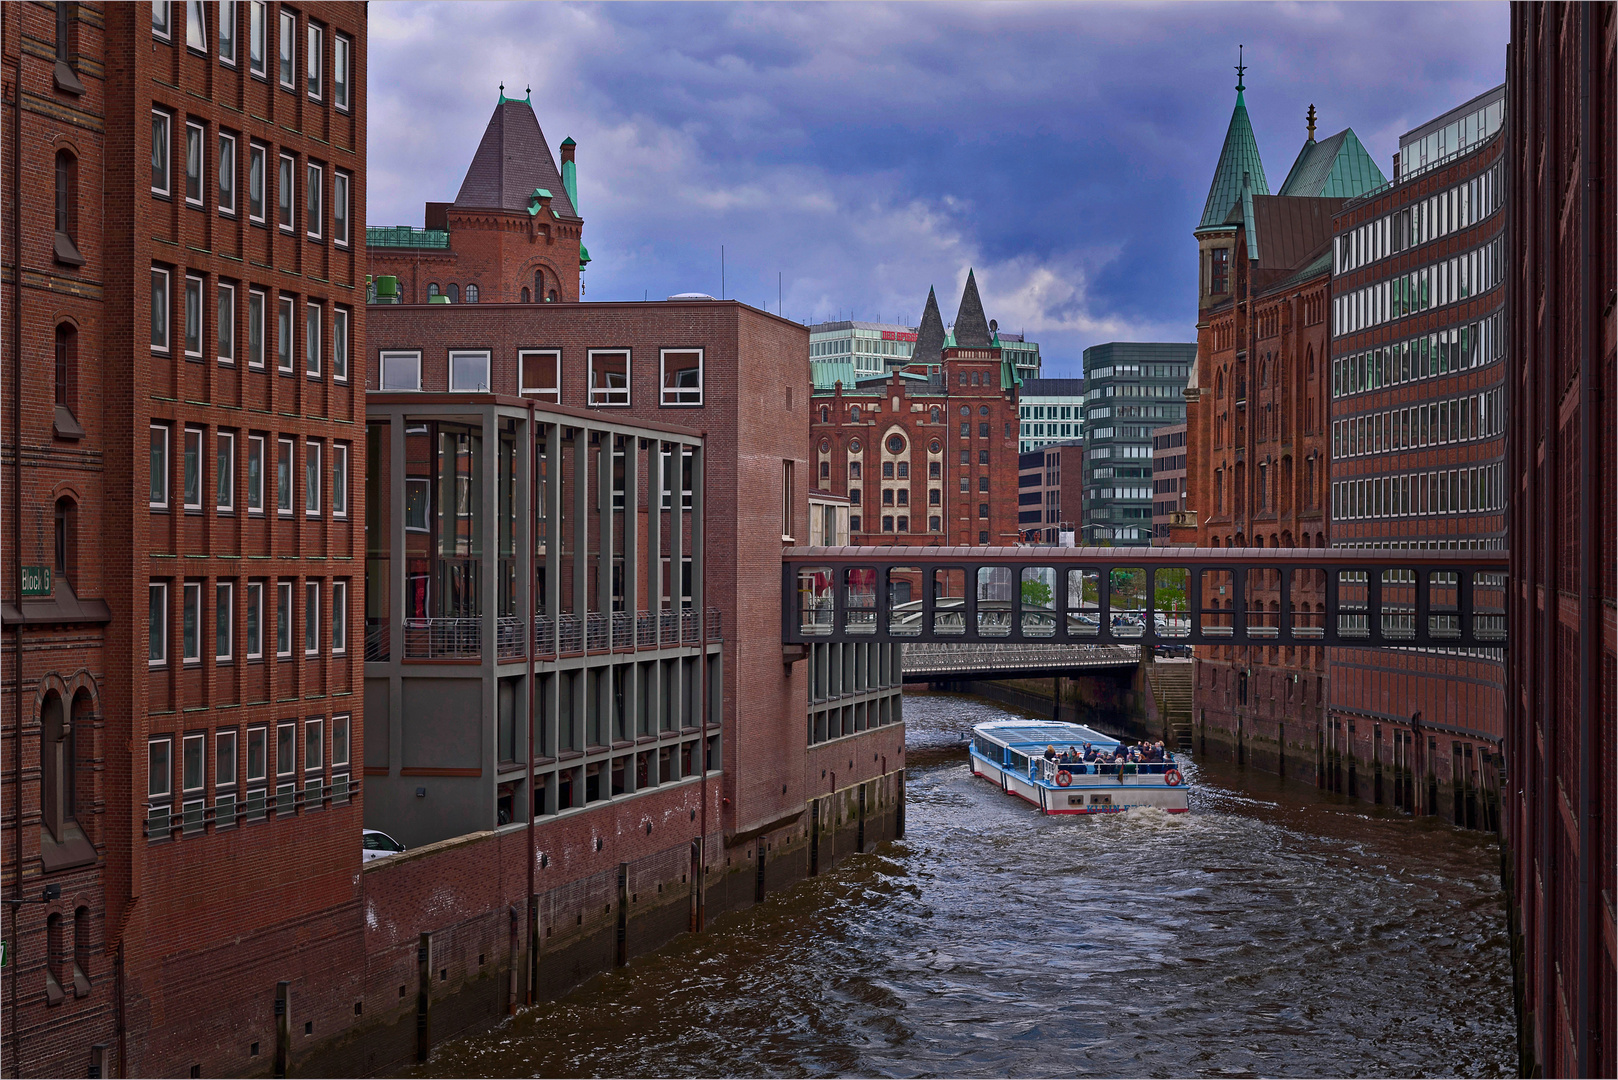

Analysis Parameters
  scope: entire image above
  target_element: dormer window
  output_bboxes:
[1210,248,1231,294]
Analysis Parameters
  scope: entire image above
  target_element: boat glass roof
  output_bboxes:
[975,720,1120,753]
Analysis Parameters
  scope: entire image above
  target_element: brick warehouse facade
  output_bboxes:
[1325,87,1509,826]
[809,276,1023,548]
[4,3,370,1076]
[1503,4,1616,1076]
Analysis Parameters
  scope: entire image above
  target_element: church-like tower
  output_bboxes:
[1194,52,1268,325]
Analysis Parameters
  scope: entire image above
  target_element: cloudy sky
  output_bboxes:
[368,1,1508,377]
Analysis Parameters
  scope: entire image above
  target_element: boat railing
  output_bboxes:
[1035,757,1183,784]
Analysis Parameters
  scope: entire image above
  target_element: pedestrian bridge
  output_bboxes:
[784,546,1508,650]
[899,642,1143,681]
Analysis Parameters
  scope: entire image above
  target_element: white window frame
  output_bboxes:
[404,478,430,533]
[304,440,321,516]
[247,287,265,368]
[149,737,173,811]
[184,120,205,207]
[246,434,265,513]
[247,142,266,222]
[276,437,294,516]
[277,296,294,373]
[184,273,204,358]
[275,581,293,658]
[332,306,349,381]
[331,580,347,654]
[518,349,560,400]
[304,717,323,774]
[248,0,266,76]
[185,0,208,51]
[182,426,204,510]
[218,131,236,214]
[277,153,295,232]
[448,349,491,392]
[305,301,321,376]
[306,21,323,101]
[588,349,631,406]
[333,171,350,247]
[181,580,202,664]
[218,0,237,65]
[216,430,235,511]
[216,729,238,789]
[304,580,320,655]
[217,281,236,364]
[305,161,323,240]
[246,725,268,784]
[149,582,169,666]
[151,109,172,196]
[331,443,348,518]
[151,266,171,352]
[659,348,704,406]
[333,33,351,112]
[277,9,295,88]
[150,424,171,509]
[153,1,173,41]
[216,580,234,662]
[276,722,296,781]
[380,350,421,391]
[331,714,350,768]
[245,581,264,658]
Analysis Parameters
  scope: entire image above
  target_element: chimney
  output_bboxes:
[560,139,576,168]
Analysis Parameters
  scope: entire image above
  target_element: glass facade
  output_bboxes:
[1397,85,1505,181]
[1017,377,1085,452]
[1080,343,1194,546]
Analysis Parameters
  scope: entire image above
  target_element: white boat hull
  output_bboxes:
[971,753,1190,815]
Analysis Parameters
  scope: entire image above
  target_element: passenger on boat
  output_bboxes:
[1044,745,1058,763]
[1082,743,1098,762]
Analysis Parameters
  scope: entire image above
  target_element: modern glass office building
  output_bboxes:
[810,320,1041,387]
[1081,342,1195,544]
[1018,377,1085,452]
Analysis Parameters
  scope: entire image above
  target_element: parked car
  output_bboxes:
[362,829,406,861]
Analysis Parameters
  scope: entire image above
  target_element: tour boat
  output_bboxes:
[969,719,1190,814]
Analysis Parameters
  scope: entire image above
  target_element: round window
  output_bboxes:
[849,439,861,454]
[959,406,970,417]
[886,435,905,454]
[819,439,831,454]
[979,405,990,416]
[929,440,941,454]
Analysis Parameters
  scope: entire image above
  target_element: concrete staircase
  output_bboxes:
[1148,661,1194,749]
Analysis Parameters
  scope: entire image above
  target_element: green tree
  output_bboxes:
[1021,578,1053,609]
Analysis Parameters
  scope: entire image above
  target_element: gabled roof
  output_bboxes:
[911,287,947,366]
[1197,89,1270,232]
[454,99,579,219]
[1277,128,1387,199]
[953,270,992,347]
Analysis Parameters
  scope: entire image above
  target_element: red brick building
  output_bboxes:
[3,2,368,1075]
[1185,77,1375,774]
[810,275,1023,547]
[1017,443,1082,544]
[1503,4,1615,1076]
[1149,423,1186,543]
[1324,86,1507,824]
[366,94,587,305]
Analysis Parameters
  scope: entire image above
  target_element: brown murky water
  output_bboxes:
[415,690,1516,1078]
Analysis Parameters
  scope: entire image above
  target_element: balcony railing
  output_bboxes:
[365,619,389,661]
[403,617,481,660]
[388,609,724,662]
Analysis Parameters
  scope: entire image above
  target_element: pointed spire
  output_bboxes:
[953,270,992,348]
[1235,44,1246,94]
[911,287,946,366]
[1196,54,1270,232]
[1306,104,1317,142]
[454,97,578,218]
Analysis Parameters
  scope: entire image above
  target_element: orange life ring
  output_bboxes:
[1055,770,1073,788]
[1164,768,1183,787]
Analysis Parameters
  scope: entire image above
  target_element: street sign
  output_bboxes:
[20,565,52,598]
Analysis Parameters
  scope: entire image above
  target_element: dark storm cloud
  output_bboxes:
[369,2,1507,374]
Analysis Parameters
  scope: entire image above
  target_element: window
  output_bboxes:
[404,478,429,532]
[333,171,350,246]
[53,497,76,588]
[216,431,235,510]
[275,581,292,657]
[325,444,348,522]
[304,718,323,775]
[332,715,350,769]
[151,267,171,352]
[978,476,989,492]
[277,9,295,87]
[246,434,265,513]
[184,274,203,358]
[183,427,203,510]
[277,153,295,231]
[277,296,294,372]
[276,722,296,788]
[184,121,204,205]
[276,437,293,514]
[306,21,323,99]
[331,580,347,653]
[929,515,941,531]
[153,1,172,41]
[214,132,237,216]
[219,0,236,63]
[149,582,168,665]
[588,350,630,405]
[333,33,351,111]
[248,0,265,75]
[850,515,861,532]
[304,302,321,376]
[520,350,559,400]
[53,324,76,414]
[304,441,321,516]
[216,581,234,661]
[465,284,479,303]
[217,281,236,363]
[185,0,207,50]
[660,349,703,405]
[882,515,894,532]
[151,110,171,195]
[449,350,490,392]
[247,142,265,221]
[54,151,80,263]
[150,425,170,508]
[215,729,238,795]
[182,581,202,663]
[305,162,322,239]
[781,460,794,537]
[381,351,421,391]
[245,581,263,658]
[978,503,988,519]
[304,581,320,654]
[148,737,172,817]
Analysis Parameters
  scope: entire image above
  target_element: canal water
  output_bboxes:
[416,690,1516,1078]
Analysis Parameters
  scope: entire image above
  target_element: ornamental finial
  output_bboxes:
[1235,44,1246,93]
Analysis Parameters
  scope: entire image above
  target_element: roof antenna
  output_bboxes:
[499,81,505,99]
[1235,45,1246,93]
[1306,103,1317,140]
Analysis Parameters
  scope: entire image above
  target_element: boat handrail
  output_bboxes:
[1034,757,1183,783]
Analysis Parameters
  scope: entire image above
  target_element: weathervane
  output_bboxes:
[1235,44,1246,93]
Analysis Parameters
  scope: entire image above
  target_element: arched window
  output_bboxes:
[55,323,76,412]
[74,905,90,992]
[521,286,531,303]
[54,497,77,589]
[446,283,459,303]
[819,406,829,423]
[40,691,74,842]
[535,268,545,299]
[1216,369,1225,397]
[46,912,66,1001]
[55,150,77,243]
[929,406,940,423]
[427,283,440,298]
[849,406,861,422]
[547,289,558,302]
[465,284,479,303]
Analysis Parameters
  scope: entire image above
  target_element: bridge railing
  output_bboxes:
[784,546,1509,649]
[900,641,1141,674]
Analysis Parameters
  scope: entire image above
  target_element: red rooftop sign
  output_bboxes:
[881,331,918,342]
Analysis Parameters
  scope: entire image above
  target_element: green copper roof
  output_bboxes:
[1197,90,1270,231]
[579,242,591,267]
[811,360,859,389]
[1277,128,1388,198]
